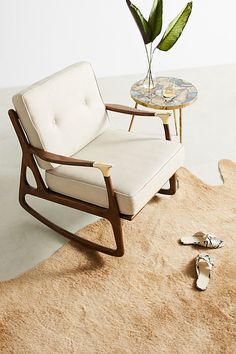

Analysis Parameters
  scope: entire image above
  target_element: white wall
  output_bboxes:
[0,0,235,87]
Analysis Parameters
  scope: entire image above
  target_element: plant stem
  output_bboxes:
[144,44,150,82]
[149,43,154,87]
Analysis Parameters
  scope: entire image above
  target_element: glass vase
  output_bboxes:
[141,65,155,90]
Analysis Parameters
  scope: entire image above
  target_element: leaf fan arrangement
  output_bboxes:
[126,0,193,87]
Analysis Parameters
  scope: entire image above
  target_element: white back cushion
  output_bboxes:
[13,62,109,169]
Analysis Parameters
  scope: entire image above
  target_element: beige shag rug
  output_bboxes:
[0,160,236,354]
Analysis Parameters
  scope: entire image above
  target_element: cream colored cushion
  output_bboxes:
[45,129,184,215]
[12,62,109,169]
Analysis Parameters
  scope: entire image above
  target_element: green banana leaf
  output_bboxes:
[157,2,192,51]
[126,0,152,44]
[148,0,163,42]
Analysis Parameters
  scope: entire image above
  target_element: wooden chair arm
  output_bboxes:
[105,103,156,116]
[105,103,172,141]
[29,146,113,177]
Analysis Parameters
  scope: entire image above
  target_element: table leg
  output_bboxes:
[173,109,178,135]
[128,102,138,132]
[179,108,183,143]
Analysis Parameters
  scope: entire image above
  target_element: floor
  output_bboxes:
[0,64,235,281]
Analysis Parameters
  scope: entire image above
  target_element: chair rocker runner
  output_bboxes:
[9,62,184,257]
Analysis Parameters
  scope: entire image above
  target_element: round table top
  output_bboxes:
[131,76,198,110]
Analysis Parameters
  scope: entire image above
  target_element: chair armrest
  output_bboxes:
[105,103,171,122]
[105,103,172,140]
[29,146,113,177]
[106,103,156,116]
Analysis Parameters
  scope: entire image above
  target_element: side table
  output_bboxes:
[130,77,198,143]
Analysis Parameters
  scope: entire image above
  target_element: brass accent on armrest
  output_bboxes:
[106,103,155,116]
[30,146,113,176]
[155,112,171,124]
[93,162,113,177]
[29,146,94,167]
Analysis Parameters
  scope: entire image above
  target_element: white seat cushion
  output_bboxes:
[13,62,109,169]
[45,129,184,215]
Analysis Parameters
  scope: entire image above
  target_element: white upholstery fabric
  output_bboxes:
[13,62,109,169]
[45,129,184,215]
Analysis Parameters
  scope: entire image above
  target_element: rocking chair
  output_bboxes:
[9,62,184,257]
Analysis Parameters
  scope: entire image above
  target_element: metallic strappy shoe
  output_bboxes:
[180,232,224,248]
[195,253,214,291]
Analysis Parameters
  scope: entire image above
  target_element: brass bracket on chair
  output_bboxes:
[155,112,172,140]
[155,112,171,124]
[93,162,113,177]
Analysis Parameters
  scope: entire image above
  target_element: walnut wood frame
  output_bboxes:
[9,105,177,257]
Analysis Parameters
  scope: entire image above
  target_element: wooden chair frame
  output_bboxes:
[9,104,177,257]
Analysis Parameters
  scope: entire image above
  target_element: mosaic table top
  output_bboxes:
[131,76,198,110]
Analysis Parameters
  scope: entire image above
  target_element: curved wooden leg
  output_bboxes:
[158,174,177,195]
[19,192,125,257]
[109,215,124,257]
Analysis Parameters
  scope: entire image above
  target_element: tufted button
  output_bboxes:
[52,118,57,125]
[83,99,88,105]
